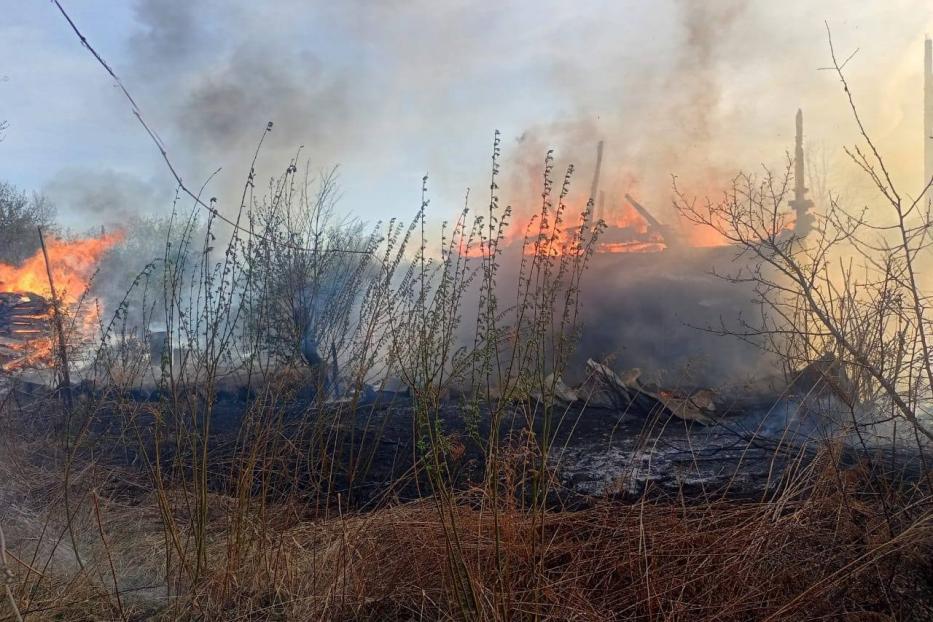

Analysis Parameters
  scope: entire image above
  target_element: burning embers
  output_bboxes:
[0,232,121,372]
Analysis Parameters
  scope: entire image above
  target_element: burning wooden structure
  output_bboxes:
[0,291,53,372]
[0,231,122,373]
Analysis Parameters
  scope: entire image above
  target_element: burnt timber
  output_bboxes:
[0,292,53,371]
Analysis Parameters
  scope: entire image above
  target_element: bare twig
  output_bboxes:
[0,520,24,622]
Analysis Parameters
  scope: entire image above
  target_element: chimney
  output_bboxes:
[589,140,604,220]
[789,109,814,238]
[925,37,933,193]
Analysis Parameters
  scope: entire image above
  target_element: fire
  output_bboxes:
[0,233,121,372]
[457,174,738,259]
[598,240,667,254]
[683,224,730,248]
[524,224,584,257]
[458,198,716,258]
[0,292,54,372]
[602,202,649,234]
[0,232,123,305]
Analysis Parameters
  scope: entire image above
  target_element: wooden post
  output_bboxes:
[38,227,73,410]
[330,342,340,398]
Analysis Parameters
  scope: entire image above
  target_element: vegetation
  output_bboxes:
[0,181,56,265]
[1,34,932,622]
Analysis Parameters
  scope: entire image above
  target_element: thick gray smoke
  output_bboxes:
[497,0,752,229]
[44,169,164,231]
[173,46,348,158]
[488,1,768,385]
[484,240,771,388]
[27,0,929,228]
[674,0,748,146]
[573,250,772,387]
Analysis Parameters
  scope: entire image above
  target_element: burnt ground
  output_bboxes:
[5,377,930,509]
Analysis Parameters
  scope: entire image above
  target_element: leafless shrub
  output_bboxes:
[675,29,933,451]
[0,182,56,265]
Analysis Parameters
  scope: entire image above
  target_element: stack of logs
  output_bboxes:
[0,292,53,372]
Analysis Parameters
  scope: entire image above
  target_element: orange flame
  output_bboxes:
[598,240,667,254]
[601,202,649,234]
[0,233,122,372]
[510,199,663,257]
[0,232,123,304]
[457,202,672,258]
[523,222,585,257]
[458,175,738,259]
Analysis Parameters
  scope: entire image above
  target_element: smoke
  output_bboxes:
[173,44,350,161]
[673,0,748,147]
[43,169,166,231]
[9,0,931,384]
[574,250,773,387]
[480,0,767,385]
[497,0,755,230]
[129,0,200,72]
[22,0,921,226]
[104,1,360,212]
[488,2,759,385]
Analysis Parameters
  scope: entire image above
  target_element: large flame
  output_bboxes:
[488,202,667,257]
[458,175,738,258]
[0,232,123,304]
[601,201,649,234]
[0,233,121,372]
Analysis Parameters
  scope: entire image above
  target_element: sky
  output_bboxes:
[1,1,932,232]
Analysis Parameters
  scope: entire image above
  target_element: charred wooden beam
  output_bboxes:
[0,291,53,372]
[624,194,681,247]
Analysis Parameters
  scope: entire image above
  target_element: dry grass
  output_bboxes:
[3,420,929,621]
[177,460,931,621]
